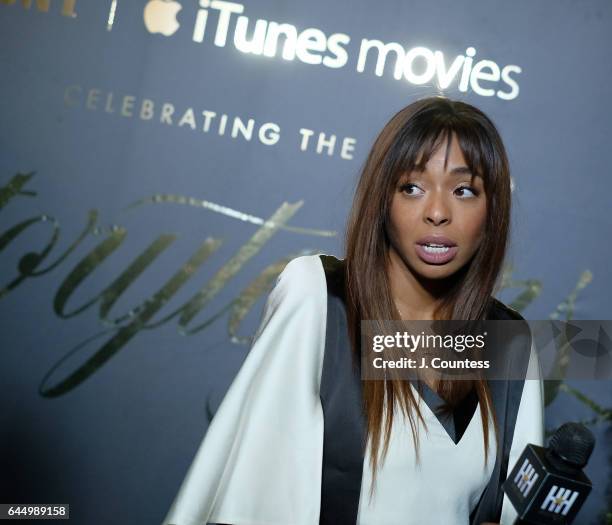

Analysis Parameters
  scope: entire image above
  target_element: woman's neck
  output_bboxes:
[386,246,453,320]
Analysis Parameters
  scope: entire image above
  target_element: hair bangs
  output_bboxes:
[391,112,497,191]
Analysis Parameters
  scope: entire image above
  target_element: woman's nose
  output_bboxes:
[424,192,451,225]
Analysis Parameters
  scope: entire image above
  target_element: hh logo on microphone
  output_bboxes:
[513,457,539,497]
[502,443,592,523]
[540,485,580,516]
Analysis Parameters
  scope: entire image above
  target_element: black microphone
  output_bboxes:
[502,422,595,524]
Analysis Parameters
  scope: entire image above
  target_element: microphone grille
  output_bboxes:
[548,422,595,470]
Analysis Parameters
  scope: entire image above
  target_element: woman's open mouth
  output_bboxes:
[415,243,459,264]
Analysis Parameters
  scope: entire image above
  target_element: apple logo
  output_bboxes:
[143,0,182,37]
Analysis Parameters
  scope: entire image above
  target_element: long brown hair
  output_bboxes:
[343,95,512,499]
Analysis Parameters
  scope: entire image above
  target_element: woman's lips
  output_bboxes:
[416,235,457,247]
[415,243,459,264]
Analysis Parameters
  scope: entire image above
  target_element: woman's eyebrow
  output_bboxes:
[449,166,485,180]
[408,166,483,178]
[449,166,477,176]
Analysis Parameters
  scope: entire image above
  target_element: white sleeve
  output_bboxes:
[499,336,545,525]
[161,255,327,525]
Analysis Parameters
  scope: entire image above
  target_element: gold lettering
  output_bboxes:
[1,173,337,396]
[1,0,76,16]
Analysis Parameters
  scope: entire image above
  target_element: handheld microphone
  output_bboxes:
[502,422,595,524]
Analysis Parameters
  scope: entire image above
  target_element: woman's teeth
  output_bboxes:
[422,244,450,253]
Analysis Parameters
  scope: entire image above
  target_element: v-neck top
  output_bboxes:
[356,383,497,524]
[161,254,545,525]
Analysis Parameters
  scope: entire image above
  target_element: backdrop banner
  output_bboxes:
[0,1,610,524]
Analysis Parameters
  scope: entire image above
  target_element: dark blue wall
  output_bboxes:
[0,1,610,523]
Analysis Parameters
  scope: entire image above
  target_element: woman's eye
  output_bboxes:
[400,183,423,196]
[400,183,479,198]
[455,185,479,198]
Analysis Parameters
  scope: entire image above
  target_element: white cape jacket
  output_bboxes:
[161,254,545,525]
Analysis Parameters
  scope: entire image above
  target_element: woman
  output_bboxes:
[162,96,545,525]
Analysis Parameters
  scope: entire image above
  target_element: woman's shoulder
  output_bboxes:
[276,253,326,292]
[488,297,526,321]
[263,254,328,313]
[488,297,537,376]
[277,252,345,299]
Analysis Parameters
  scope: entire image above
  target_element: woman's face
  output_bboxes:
[387,132,487,281]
